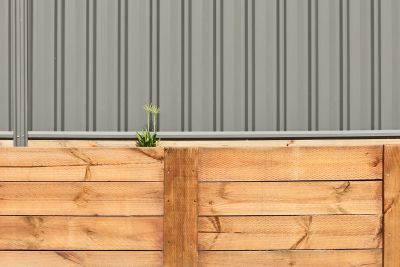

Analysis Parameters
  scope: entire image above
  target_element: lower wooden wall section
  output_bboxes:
[0,144,399,266]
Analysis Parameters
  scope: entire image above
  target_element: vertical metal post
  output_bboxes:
[12,0,28,146]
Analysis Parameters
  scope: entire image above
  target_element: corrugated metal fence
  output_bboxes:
[1,0,400,132]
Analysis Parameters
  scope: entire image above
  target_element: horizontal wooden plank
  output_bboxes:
[0,148,164,167]
[199,250,382,267]
[26,140,140,148]
[199,181,382,215]
[198,215,382,250]
[0,251,163,267]
[0,148,164,181]
[199,146,382,181]
[0,182,163,216]
[0,216,163,250]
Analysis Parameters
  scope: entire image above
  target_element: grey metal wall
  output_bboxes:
[1,0,400,132]
[0,0,12,131]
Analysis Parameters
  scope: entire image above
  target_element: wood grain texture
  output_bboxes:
[26,140,140,148]
[199,250,382,267]
[384,145,400,267]
[199,181,382,215]
[0,182,163,215]
[198,215,382,250]
[0,140,13,147]
[199,146,382,181]
[0,148,164,181]
[164,148,198,267]
[0,251,163,267]
[0,216,163,250]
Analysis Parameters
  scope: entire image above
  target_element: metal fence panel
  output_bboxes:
[1,0,400,132]
[381,0,400,129]
[0,0,11,131]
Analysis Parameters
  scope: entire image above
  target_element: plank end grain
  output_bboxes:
[164,148,199,267]
[384,145,400,267]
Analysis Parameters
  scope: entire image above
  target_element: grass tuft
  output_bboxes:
[136,103,160,147]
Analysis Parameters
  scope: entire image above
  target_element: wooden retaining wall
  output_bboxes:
[0,143,398,266]
[196,146,383,267]
[0,147,164,266]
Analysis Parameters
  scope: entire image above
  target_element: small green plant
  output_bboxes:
[136,104,160,147]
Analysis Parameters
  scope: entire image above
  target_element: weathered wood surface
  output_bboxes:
[0,143,388,266]
[0,140,13,147]
[0,182,163,215]
[0,251,163,267]
[0,216,163,250]
[0,148,164,181]
[164,148,198,267]
[198,215,382,250]
[199,250,382,267]
[199,146,382,181]
[384,145,400,267]
[199,181,382,215]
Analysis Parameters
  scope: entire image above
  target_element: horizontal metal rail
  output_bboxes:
[24,130,400,140]
[2,130,400,142]
[0,132,13,139]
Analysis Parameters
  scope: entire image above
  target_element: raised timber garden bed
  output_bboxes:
[0,140,399,267]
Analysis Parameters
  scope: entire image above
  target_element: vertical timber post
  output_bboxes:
[164,148,198,267]
[11,0,28,146]
[384,145,400,267]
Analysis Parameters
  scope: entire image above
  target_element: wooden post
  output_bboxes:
[384,145,400,267]
[164,148,198,267]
